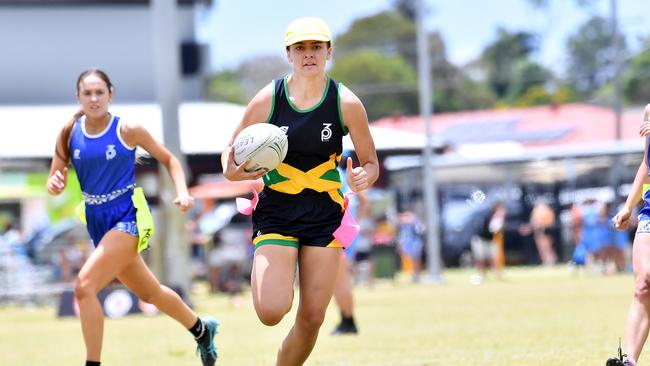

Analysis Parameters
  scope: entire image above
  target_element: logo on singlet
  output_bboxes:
[321,123,332,142]
[140,228,152,246]
[106,145,117,160]
[73,149,81,160]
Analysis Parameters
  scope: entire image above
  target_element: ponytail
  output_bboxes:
[54,110,84,163]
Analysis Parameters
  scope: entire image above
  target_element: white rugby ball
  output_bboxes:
[233,123,288,172]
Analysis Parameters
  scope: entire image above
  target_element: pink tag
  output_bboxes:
[236,188,259,215]
[333,193,360,248]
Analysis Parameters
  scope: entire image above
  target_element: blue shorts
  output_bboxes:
[572,243,586,265]
[638,197,650,233]
[85,191,138,246]
[638,217,650,234]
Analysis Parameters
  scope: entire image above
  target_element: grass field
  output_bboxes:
[0,266,635,365]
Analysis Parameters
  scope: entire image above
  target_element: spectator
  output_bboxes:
[470,201,506,284]
[530,200,557,266]
[397,209,424,282]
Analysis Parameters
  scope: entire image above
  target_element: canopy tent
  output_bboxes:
[0,102,425,159]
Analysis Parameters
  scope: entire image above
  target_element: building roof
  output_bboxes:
[372,103,643,148]
[374,103,647,174]
[0,102,245,159]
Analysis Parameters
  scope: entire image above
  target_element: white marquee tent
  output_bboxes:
[0,102,426,160]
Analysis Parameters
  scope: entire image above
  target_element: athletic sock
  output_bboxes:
[85,361,100,366]
[624,356,637,366]
[341,313,356,327]
[188,318,205,339]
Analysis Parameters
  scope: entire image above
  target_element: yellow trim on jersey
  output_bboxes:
[253,233,299,248]
[326,238,345,248]
[266,153,345,208]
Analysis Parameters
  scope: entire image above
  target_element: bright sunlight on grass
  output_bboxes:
[0,266,633,365]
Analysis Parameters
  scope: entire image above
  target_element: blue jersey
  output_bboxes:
[641,134,650,218]
[69,115,136,204]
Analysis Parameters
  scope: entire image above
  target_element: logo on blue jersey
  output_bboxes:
[106,145,117,160]
[73,149,81,160]
[321,123,332,142]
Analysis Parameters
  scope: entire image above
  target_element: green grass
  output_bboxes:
[0,267,634,365]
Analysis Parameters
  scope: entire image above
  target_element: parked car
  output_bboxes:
[439,185,533,267]
[440,199,488,267]
[25,218,89,266]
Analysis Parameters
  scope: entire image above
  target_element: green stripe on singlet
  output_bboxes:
[319,168,341,182]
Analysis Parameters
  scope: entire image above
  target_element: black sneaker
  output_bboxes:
[331,322,358,336]
[606,358,624,366]
[196,317,219,366]
[606,340,632,366]
[606,358,635,366]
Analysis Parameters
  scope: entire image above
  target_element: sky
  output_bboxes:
[195,0,647,74]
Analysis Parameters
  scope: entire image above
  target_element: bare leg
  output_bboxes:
[117,256,197,328]
[490,246,500,279]
[534,230,557,265]
[615,248,626,272]
[75,230,140,362]
[250,245,299,326]
[625,234,650,362]
[333,255,353,318]
[209,265,220,293]
[475,259,487,277]
[276,246,340,366]
[412,255,422,282]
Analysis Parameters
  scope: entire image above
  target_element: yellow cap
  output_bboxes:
[284,17,332,46]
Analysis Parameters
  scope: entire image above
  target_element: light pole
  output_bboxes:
[610,0,624,191]
[611,0,622,143]
[151,0,191,298]
[416,0,442,281]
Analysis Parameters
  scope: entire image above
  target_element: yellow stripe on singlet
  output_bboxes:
[265,153,345,208]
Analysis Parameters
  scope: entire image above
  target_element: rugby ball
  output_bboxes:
[233,123,288,172]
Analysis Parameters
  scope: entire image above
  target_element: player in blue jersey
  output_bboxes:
[221,17,378,366]
[47,69,218,366]
[609,104,650,366]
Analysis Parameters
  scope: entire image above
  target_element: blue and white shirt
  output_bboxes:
[69,115,136,205]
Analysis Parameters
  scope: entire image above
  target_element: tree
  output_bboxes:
[480,28,538,99]
[334,10,449,71]
[623,47,650,104]
[566,15,627,98]
[514,85,552,106]
[329,50,418,120]
[527,0,597,9]
[236,56,290,99]
[334,10,417,62]
[434,71,496,112]
[333,9,497,115]
[204,70,246,104]
[205,55,289,104]
[506,60,551,103]
[392,0,416,20]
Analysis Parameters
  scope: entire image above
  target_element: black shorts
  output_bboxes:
[252,188,344,249]
[354,250,372,262]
